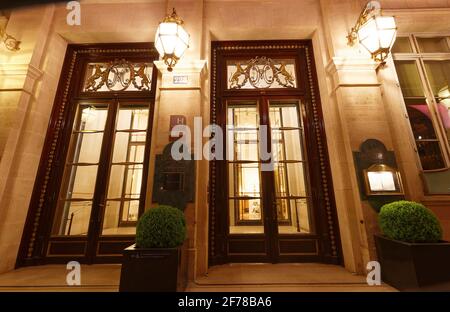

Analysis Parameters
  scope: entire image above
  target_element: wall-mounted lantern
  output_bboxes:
[0,14,20,51]
[347,1,396,64]
[154,8,190,72]
[363,163,404,196]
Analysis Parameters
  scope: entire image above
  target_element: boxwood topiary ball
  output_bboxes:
[379,200,443,243]
[136,205,186,248]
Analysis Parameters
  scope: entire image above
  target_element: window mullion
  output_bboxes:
[410,34,420,54]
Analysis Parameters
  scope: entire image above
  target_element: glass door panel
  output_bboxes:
[226,100,313,236]
[227,101,264,234]
[101,104,149,235]
[222,97,319,261]
[269,101,312,235]
[52,104,108,236]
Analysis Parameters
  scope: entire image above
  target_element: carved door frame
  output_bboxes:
[18,43,158,266]
[209,40,342,265]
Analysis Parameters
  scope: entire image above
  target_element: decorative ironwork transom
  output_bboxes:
[83,59,153,92]
[227,57,297,89]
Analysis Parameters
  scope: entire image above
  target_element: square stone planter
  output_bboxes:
[119,242,187,292]
[374,234,450,290]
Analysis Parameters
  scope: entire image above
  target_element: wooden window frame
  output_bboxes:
[393,34,450,171]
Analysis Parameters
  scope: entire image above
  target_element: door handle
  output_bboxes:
[272,201,278,222]
[98,203,105,223]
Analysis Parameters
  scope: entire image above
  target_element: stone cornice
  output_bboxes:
[0,63,43,91]
[325,57,379,75]
[26,64,44,81]
[325,57,381,90]
[0,63,28,76]
[0,63,43,78]
[383,8,450,15]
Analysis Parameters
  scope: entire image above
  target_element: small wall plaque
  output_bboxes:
[152,142,195,210]
[173,75,189,85]
[170,115,186,142]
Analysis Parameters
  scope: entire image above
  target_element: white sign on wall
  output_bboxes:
[173,75,189,85]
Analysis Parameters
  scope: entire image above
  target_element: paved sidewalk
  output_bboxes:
[187,263,396,292]
[0,263,396,292]
[0,264,120,292]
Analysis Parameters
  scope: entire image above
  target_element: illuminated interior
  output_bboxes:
[424,60,450,145]
[395,60,446,170]
[52,104,148,236]
[102,106,148,235]
[270,102,311,234]
[227,103,263,234]
[227,101,311,235]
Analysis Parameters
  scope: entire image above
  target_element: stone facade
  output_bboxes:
[0,0,449,281]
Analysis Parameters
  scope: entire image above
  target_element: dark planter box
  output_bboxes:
[119,242,188,292]
[374,234,450,290]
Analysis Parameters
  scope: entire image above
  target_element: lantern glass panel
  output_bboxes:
[376,16,396,49]
[358,17,379,54]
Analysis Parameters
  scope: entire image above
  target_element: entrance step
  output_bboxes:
[187,283,395,292]
[188,263,396,292]
[0,264,120,292]
[0,263,396,292]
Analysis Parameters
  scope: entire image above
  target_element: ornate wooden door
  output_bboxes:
[209,40,342,265]
[19,43,158,265]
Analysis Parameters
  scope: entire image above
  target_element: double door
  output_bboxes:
[44,98,152,262]
[18,43,159,266]
[218,96,320,263]
[209,41,341,265]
